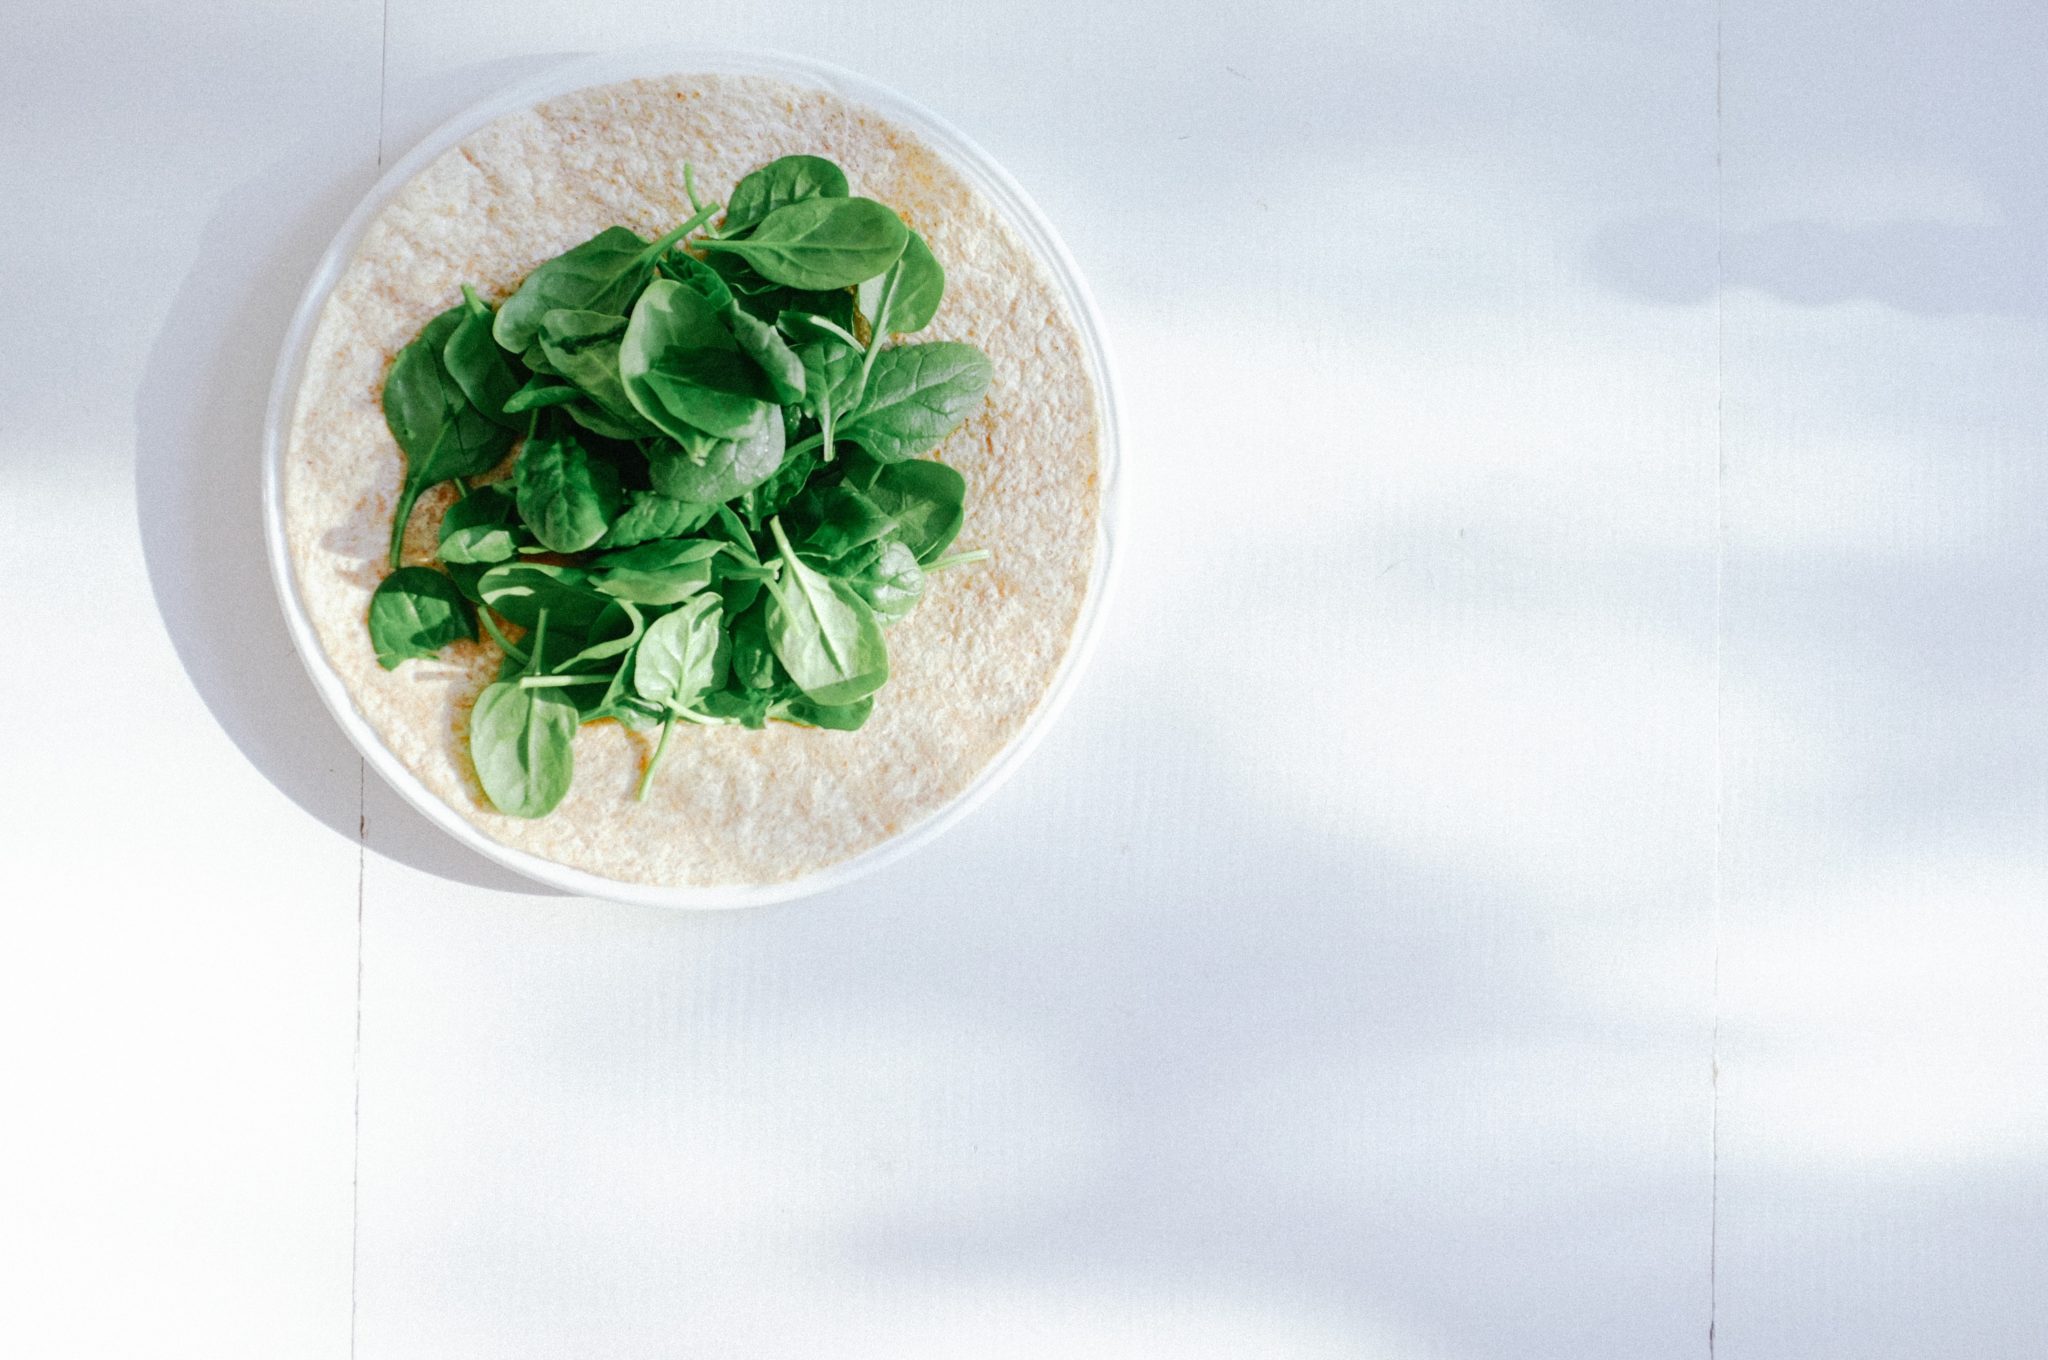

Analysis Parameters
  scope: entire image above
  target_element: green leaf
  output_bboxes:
[492,220,711,354]
[476,562,611,632]
[536,309,659,437]
[368,566,475,668]
[595,491,717,548]
[592,537,727,605]
[700,197,909,291]
[656,250,737,313]
[382,305,517,565]
[840,341,992,463]
[787,481,896,562]
[845,456,967,564]
[436,483,525,564]
[634,592,727,712]
[775,693,875,730]
[556,599,645,672]
[646,403,787,504]
[856,230,945,337]
[442,286,525,427]
[726,307,806,405]
[763,517,889,706]
[469,680,577,818]
[723,154,849,235]
[728,600,778,691]
[621,278,775,440]
[837,537,925,625]
[514,426,621,553]
[502,377,586,414]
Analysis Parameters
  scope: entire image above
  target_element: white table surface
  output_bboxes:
[6,1,2045,1355]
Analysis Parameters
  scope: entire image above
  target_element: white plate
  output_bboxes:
[261,48,1122,908]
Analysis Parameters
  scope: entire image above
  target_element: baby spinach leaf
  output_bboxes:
[787,481,896,562]
[747,443,822,521]
[646,402,786,504]
[536,309,659,436]
[634,593,726,712]
[763,517,889,706]
[476,562,610,633]
[726,307,806,405]
[593,537,726,605]
[657,249,737,313]
[368,566,475,668]
[845,456,967,564]
[555,599,645,672]
[856,229,944,337]
[502,377,586,414]
[595,491,717,548]
[621,278,776,440]
[838,537,926,624]
[728,599,777,691]
[514,426,621,553]
[437,483,525,564]
[839,341,991,463]
[492,209,715,354]
[383,305,517,566]
[470,679,577,818]
[443,285,524,427]
[775,693,875,730]
[445,558,491,605]
[723,154,849,236]
[699,197,909,291]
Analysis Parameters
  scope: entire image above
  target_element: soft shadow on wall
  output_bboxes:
[134,55,576,895]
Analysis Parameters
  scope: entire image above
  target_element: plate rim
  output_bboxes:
[260,45,1123,909]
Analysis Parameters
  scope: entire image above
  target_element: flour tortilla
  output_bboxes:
[281,73,1102,889]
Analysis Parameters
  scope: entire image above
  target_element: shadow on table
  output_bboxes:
[134,54,575,896]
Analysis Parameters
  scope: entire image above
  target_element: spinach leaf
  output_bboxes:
[383,305,517,566]
[839,341,991,463]
[844,456,968,563]
[469,680,577,818]
[787,481,896,562]
[556,598,645,672]
[621,278,775,440]
[634,593,726,712]
[437,483,525,564]
[443,285,524,427]
[476,562,610,632]
[728,599,777,691]
[763,517,889,706]
[536,309,659,437]
[631,592,730,799]
[856,229,944,337]
[791,329,866,463]
[492,209,716,354]
[726,306,807,405]
[514,426,621,553]
[723,154,849,235]
[776,693,875,730]
[837,537,925,624]
[646,402,786,504]
[747,443,822,521]
[368,566,475,668]
[699,197,909,291]
[595,491,717,548]
[502,377,586,414]
[657,249,737,313]
[592,537,726,605]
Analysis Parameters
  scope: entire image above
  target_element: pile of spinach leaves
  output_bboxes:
[365,155,992,818]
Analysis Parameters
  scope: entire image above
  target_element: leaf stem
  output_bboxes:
[477,608,528,664]
[388,479,422,568]
[856,262,902,393]
[636,713,676,801]
[926,548,990,572]
[783,432,826,461]
[636,202,722,270]
[517,674,609,688]
[527,609,550,678]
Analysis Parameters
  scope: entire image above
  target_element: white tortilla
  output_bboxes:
[281,73,1102,889]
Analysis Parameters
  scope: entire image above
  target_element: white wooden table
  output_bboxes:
[7,2,2045,1355]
